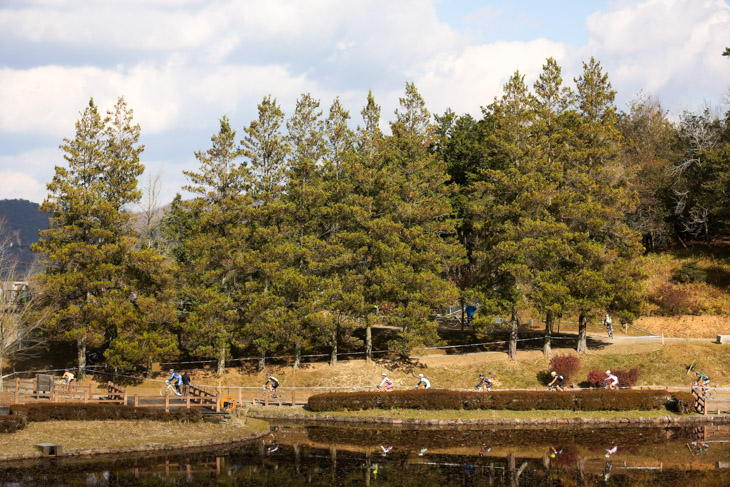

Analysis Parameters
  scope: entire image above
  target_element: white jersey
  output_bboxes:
[418,377,431,389]
[606,373,618,386]
[379,377,393,387]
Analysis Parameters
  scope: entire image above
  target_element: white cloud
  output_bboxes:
[583,0,730,113]
[416,39,574,118]
[0,171,46,203]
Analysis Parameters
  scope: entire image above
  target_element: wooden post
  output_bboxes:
[291,390,296,406]
[123,390,127,406]
[186,393,190,409]
[238,388,242,405]
[215,393,220,413]
[15,378,19,404]
[84,390,88,403]
[165,393,169,413]
[134,394,139,407]
[264,391,269,407]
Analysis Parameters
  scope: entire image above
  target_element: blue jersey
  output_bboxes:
[167,372,182,385]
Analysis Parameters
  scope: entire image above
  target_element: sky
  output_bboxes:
[1,0,729,207]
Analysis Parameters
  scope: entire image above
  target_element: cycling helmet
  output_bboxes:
[418,374,424,378]
[695,371,701,376]
[479,373,485,377]
[266,373,271,377]
[169,369,174,373]
[550,371,556,377]
[605,370,611,375]
[382,373,387,376]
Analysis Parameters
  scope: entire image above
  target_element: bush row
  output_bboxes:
[308,389,677,412]
[7,403,203,424]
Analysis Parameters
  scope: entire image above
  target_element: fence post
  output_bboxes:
[134,394,139,408]
[186,393,190,410]
[14,377,20,404]
[265,391,269,407]
[165,393,169,413]
[238,388,242,405]
[215,393,220,413]
[84,389,88,403]
[123,389,127,406]
[291,390,296,406]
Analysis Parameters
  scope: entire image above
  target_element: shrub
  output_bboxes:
[548,354,580,380]
[614,368,640,387]
[586,370,606,388]
[672,261,707,284]
[586,369,640,388]
[10,404,203,423]
[666,392,694,414]
[0,415,26,433]
[308,389,672,412]
[650,285,699,315]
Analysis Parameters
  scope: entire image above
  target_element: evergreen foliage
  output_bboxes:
[29,55,730,371]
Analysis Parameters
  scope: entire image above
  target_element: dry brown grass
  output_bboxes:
[0,417,265,457]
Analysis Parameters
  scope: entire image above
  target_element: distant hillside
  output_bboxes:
[0,199,49,273]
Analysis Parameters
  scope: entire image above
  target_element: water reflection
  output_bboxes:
[0,423,728,486]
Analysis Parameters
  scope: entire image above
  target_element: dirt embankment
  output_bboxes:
[635,315,730,338]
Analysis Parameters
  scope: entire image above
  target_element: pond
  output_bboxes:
[0,421,728,486]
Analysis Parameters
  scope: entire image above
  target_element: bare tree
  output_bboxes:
[138,168,164,248]
[0,218,50,390]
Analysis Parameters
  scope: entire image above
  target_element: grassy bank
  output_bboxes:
[0,417,268,458]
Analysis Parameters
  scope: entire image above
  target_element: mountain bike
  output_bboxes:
[160,381,182,396]
[692,382,717,399]
[605,323,613,339]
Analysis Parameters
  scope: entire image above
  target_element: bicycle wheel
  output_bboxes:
[160,384,170,396]
[706,388,717,400]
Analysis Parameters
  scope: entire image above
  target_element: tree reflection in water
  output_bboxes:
[0,424,728,486]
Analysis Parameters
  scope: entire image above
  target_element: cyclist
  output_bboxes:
[476,373,493,392]
[603,313,613,338]
[695,371,710,396]
[604,370,619,390]
[547,371,565,392]
[416,373,431,389]
[377,373,394,392]
[264,373,280,396]
[61,369,75,384]
[695,371,710,387]
[166,369,183,396]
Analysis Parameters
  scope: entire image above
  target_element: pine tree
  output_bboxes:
[177,116,251,375]
[568,58,645,352]
[33,97,144,379]
[370,83,464,354]
[237,96,289,370]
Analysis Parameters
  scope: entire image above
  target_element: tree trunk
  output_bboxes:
[258,351,265,372]
[543,311,553,356]
[216,344,225,376]
[294,343,301,370]
[509,313,519,360]
[0,354,4,392]
[145,358,153,378]
[365,324,372,363]
[577,313,588,354]
[330,327,338,367]
[77,335,87,380]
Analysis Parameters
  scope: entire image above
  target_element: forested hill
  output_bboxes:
[0,199,49,270]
